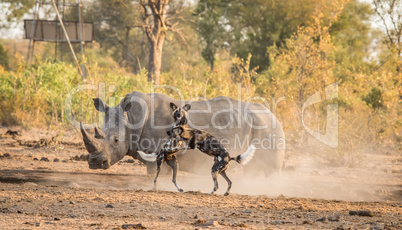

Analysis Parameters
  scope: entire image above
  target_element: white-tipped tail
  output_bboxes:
[137,151,157,162]
[236,145,256,165]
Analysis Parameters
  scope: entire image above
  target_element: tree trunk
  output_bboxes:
[147,36,164,84]
[125,27,131,67]
[210,60,214,71]
[140,0,171,84]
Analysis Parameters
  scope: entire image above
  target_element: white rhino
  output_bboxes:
[80,91,285,176]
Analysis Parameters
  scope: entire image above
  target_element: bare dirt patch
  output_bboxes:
[0,127,401,229]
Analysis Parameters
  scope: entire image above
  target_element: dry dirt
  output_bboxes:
[0,127,401,229]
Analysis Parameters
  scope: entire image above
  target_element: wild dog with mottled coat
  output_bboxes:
[139,102,256,195]
[172,103,256,196]
[138,127,184,192]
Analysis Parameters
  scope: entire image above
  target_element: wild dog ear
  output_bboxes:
[182,104,191,111]
[93,98,109,113]
[122,97,132,111]
[170,102,178,111]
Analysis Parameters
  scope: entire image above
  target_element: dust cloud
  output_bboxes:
[152,150,401,202]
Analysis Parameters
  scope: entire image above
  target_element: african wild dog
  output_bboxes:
[169,102,256,196]
[137,103,192,192]
[138,102,256,195]
[138,127,184,192]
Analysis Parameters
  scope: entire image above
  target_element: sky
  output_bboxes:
[0,2,56,39]
[0,3,24,39]
[0,1,390,40]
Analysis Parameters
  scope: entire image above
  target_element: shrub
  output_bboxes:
[363,87,384,109]
[0,44,9,70]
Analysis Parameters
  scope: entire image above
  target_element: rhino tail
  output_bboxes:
[234,145,256,166]
[137,151,157,162]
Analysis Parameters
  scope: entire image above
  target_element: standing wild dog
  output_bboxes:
[138,127,184,192]
[139,102,256,195]
[137,104,190,192]
[170,102,256,196]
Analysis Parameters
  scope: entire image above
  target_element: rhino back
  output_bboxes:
[123,92,285,172]
[188,97,285,153]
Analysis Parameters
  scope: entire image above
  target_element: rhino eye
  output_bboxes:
[114,137,118,143]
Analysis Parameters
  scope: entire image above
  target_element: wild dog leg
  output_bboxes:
[220,171,232,196]
[153,152,165,190]
[166,156,183,192]
[210,169,219,194]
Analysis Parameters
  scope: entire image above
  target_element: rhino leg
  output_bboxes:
[147,161,157,175]
[260,149,285,177]
[129,151,157,174]
[166,156,183,192]
[243,149,285,178]
[220,171,232,196]
[243,161,263,177]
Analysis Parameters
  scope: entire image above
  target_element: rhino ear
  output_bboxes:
[170,102,178,111]
[93,98,109,113]
[122,97,132,111]
[123,103,131,111]
[182,104,191,111]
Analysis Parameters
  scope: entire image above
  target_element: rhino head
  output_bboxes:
[80,98,132,169]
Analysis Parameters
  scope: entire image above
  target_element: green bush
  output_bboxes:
[0,59,151,127]
[363,87,384,109]
[0,44,9,70]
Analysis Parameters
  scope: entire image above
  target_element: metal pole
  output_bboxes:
[78,0,85,79]
[125,26,130,65]
[55,0,59,62]
[26,0,40,64]
[51,0,84,79]
[61,0,65,62]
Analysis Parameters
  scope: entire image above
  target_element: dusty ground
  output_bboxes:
[0,127,401,229]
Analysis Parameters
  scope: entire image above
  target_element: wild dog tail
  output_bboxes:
[137,151,157,162]
[231,145,256,165]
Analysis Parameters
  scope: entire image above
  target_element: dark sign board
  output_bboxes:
[24,19,94,43]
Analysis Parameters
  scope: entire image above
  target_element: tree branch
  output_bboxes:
[372,0,396,46]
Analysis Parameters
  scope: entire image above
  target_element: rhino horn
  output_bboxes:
[94,127,105,139]
[80,122,100,153]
